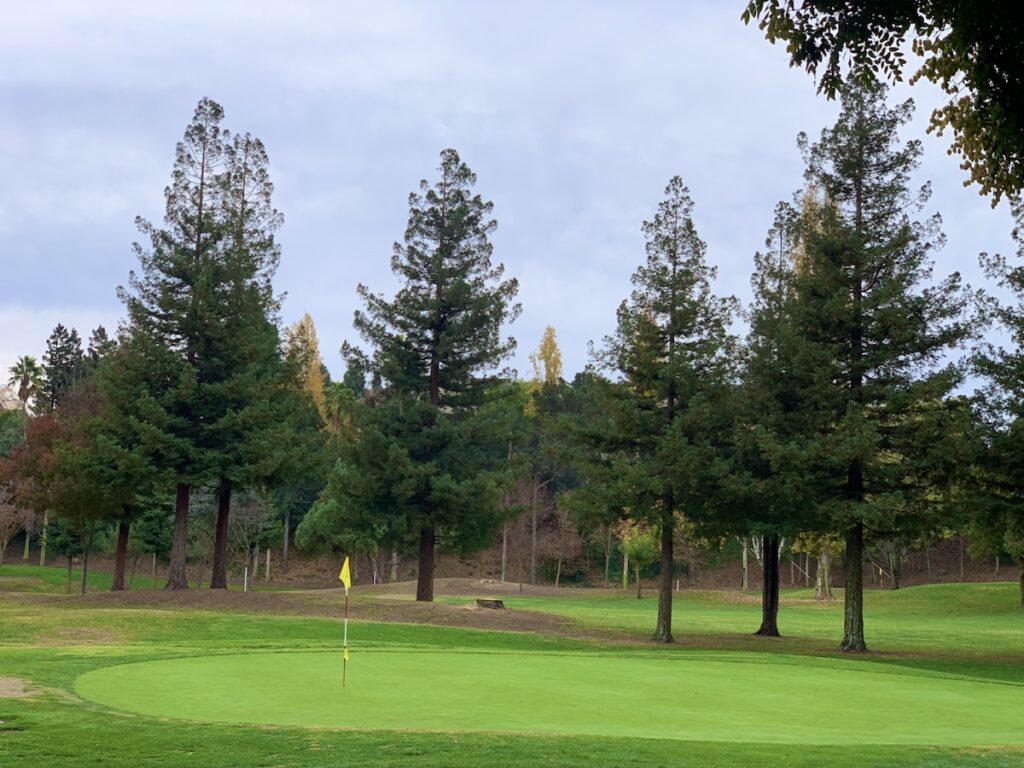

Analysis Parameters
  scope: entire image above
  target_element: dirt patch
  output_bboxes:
[10,580,635,643]
[0,677,33,698]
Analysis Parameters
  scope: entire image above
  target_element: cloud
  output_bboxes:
[0,1,1016,385]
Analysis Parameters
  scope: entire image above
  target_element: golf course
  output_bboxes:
[2,566,1023,767]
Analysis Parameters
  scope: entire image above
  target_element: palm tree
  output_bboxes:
[7,355,43,416]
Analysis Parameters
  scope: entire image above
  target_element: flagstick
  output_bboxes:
[342,587,349,686]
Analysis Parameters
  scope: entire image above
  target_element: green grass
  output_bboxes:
[75,649,1024,744]
[2,567,1024,767]
[0,561,292,594]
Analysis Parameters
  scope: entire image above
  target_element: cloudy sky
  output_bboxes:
[1,1,1017,385]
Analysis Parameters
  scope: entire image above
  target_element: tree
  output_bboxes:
[974,202,1024,606]
[85,326,117,370]
[733,201,814,637]
[342,148,520,602]
[118,98,229,589]
[119,98,287,590]
[0,484,32,566]
[593,177,737,642]
[743,1,1024,204]
[791,80,970,651]
[40,324,83,413]
[530,326,563,386]
[204,126,286,591]
[7,356,43,416]
[617,519,659,599]
[284,313,328,421]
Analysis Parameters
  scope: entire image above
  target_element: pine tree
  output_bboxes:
[596,177,738,642]
[205,128,285,590]
[974,202,1024,607]
[86,326,116,370]
[344,148,520,602]
[793,81,970,651]
[734,201,810,637]
[40,324,84,413]
[119,97,228,589]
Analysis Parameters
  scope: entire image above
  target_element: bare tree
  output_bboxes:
[0,485,32,567]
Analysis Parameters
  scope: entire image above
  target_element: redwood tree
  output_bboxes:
[343,148,520,602]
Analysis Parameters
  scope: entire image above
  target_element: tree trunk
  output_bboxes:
[840,522,867,652]
[282,508,290,575]
[635,563,641,599]
[790,554,795,587]
[925,546,932,579]
[416,526,435,602]
[165,483,191,590]
[66,554,72,594]
[804,552,810,588]
[653,507,674,642]
[891,554,902,590]
[501,522,508,582]
[814,552,832,600]
[80,520,95,595]
[1017,559,1024,609]
[111,519,130,591]
[22,517,31,561]
[603,526,612,586]
[39,511,48,567]
[755,534,781,637]
[959,534,965,581]
[210,480,232,589]
[741,537,749,591]
[530,485,538,585]
[152,552,158,589]
[128,553,140,590]
[390,550,399,582]
[622,553,628,590]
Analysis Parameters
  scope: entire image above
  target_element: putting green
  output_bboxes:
[75,650,1024,745]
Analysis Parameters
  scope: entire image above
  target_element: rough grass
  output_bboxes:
[1,568,1023,767]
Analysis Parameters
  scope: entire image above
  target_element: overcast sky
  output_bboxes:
[1,1,1018,386]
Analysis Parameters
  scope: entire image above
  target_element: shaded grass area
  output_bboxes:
[0,562,286,594]
[2,569,1024,766]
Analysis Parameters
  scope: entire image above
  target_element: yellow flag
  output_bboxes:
[339,557,351,590]
[343,647,349,661]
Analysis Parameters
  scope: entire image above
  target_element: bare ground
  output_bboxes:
[5,579,638,643]
[0,677,33,698]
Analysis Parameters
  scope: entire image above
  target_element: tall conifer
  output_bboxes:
[346,148,520,601]
[597,177,737,642]
[793,81,970,651]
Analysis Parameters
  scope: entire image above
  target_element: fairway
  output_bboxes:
[75,649,1024,745]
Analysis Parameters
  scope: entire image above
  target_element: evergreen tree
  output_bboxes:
[342,148,520,602]
[974,202,1024,606]
[734,202,812,637]
[86,326,116,370]
[118,97,228,589]
[793,81,970,651]
[205,128,285,590]
[40,324,84,413]
[594,177,738,642]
